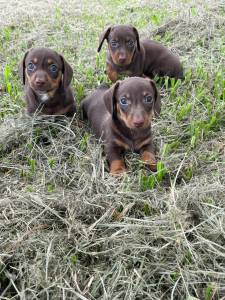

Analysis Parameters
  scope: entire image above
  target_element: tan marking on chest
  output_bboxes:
[136,136,152,150]
[114,138,129,150]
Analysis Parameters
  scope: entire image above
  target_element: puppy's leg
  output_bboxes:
[26,88,39,115]
[140,144,157,172]
[106,144,126,175]
[106,62,118,83]
[65,104,76,117]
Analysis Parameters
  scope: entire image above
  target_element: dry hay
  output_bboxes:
[0,113,224,299]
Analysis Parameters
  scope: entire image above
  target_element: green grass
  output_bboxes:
[0,0,225,299]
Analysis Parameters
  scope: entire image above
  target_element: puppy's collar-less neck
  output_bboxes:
[112,117,151,140]
[34,83,64,103]
[112,117,152,152]
[30,80,64,103]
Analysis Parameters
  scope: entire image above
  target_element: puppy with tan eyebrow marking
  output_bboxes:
[19,47,76,116]
[98,25,183,82]
[81,77,161,175]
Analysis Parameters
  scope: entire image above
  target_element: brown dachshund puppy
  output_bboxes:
[19,47,76,115]
[81,77,161,175]
[97,25,183,82]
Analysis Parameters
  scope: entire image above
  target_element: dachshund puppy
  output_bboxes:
[81,77,161,175]
[97,25,183,82]
[19,47,76,115]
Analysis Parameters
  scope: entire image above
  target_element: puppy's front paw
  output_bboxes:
[110,160,126,176]
[141,151,157,172]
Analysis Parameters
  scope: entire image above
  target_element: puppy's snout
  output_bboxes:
[35,78,45,87]
[34,71,48,88]
[118,51,127,64]
[133,115,145,128]
[118,56,126,64]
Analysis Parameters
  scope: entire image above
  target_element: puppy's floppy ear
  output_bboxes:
[60,55,73,89]
[149,79,161,116]
[18,51,29,85]
[97,26,111,52]
[103,81,120,120]
[132,27,141,51]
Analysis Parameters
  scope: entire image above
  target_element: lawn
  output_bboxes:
[0,0,225,299]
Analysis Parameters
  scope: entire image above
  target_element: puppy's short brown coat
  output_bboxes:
[81,77,161,175]
[19,47,76,115]
[98,25,183,82]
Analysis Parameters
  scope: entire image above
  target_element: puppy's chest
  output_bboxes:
[36,88,60,103]
[115,65,141,77]
[117,68,133,76]
[114,130,152,152]
[38,93,50,102]
[111,56,143,75]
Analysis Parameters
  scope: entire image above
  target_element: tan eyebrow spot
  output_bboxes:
[125,93,130,98]
[48,59,53,64]
[33,57,38,63]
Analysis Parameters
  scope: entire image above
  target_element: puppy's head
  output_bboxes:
[19,47,73,98]
[104,77,161,129]
[98,25,140,67]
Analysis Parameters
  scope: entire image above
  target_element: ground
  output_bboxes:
[0,0,225,299]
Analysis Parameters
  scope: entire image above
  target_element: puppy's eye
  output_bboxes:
[110,40,119,48]
[127,40,135,47]
[49,64,58,73]
[120,97,128,106]
[144,95,153,103]
[27,62,35,71]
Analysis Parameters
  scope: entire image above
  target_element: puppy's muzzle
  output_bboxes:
[32,71,49,91]
[133,116,145,128]
[118,56,127,65]
[35,78,46,89]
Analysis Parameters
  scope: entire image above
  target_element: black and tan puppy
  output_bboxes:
[97,25,183,82]
[19,47,76,115]
[81,77,161,175]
